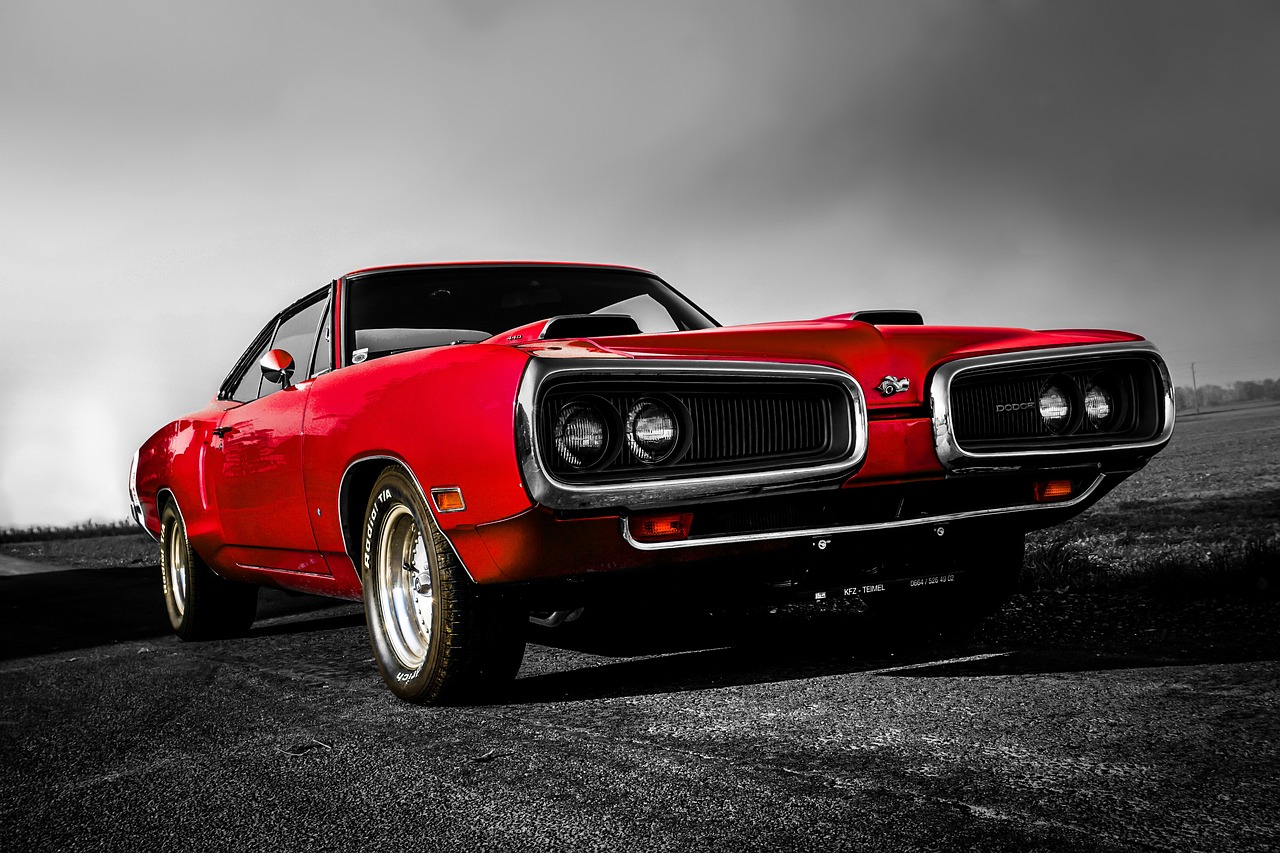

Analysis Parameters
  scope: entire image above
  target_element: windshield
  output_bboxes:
[343,266,717,362]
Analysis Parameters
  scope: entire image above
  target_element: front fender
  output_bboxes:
[302,344,534,561]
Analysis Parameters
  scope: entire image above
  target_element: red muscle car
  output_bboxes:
[130,262,1175,703]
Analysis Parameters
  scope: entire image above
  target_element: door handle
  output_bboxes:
[213,426,237,438]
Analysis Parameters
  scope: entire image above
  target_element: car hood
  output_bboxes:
[516,318,1145,409]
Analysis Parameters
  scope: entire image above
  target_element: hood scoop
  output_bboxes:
[540,314,642,340]
[849,310,923,326]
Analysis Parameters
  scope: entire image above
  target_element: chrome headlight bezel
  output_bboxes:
[624,397,684,464]
[1037,374,1082,434]
[551,396,618,470]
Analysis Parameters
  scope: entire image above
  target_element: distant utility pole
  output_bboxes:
[1191,362,1201,414]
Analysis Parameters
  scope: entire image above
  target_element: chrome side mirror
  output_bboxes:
[260,349,296,388]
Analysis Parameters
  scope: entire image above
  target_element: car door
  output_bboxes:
[209,289,332,573]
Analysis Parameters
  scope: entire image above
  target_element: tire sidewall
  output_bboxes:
[361,470,444,700]
[159,504,188,634]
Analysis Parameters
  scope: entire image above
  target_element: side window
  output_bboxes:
[217,287,331,404]
[266,295,327,393]
[222,324,276,403]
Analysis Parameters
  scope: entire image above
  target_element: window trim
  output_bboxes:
[305,287,335,379]
[218,318,278,403]
[217,285,331,403]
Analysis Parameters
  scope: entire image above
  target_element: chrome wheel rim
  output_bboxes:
[166,522,188,617]
[376,504,434,670]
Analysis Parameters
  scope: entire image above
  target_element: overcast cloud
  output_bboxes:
[1,0,1277,526]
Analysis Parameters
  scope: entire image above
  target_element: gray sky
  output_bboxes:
[2,0,1277,527]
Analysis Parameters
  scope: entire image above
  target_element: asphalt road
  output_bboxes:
[1,564,1277,852]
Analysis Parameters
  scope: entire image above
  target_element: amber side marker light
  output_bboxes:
[631,512,694,543]
[1033,479,1074,502]
[430,487,466,513]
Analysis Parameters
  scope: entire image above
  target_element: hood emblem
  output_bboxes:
[876,376,910,396]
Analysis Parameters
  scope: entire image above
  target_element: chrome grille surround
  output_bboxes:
[539,385,842,477]
[516,359,867,510]
[930,341,1176,472]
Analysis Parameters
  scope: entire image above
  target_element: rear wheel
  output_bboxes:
[361,467,525,704]
[159,502,258,640]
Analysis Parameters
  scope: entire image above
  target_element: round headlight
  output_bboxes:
[1084,384,1113,424]
[1083,372,1124,430]
[554,401,610,468]
[1038,381,1074,433]
[626,399,679,463]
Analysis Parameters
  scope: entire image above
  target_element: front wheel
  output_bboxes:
[361,467,525,704]
[159,502,257,640]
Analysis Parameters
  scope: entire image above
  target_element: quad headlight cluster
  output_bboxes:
[551,395,685,469]
[1037,372,1125,434]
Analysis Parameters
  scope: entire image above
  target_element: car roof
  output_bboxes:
[341,260,656,279]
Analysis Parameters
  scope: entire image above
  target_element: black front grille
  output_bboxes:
[540,378,851,481]
[949,356,1161,450]
[680,392,831,464]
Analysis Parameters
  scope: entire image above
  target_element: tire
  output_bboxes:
[159,501,258,640]
[361,466,525,704]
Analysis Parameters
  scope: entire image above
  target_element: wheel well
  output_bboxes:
[338,459,396,561]
[338,457,479,584]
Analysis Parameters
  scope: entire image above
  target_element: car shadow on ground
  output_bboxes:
[509,598,1280,704]
[0,565,350,661]
[6,566,1275,703]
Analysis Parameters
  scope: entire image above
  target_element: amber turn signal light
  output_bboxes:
[430,487,466,513]
[1033,479,1074,502]
[630,512,694,543]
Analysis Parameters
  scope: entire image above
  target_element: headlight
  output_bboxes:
[1038,378,1076,433]
[1084,384,1112,423]
[553,400,611,468]
[1084,372,1123,430]
[626,398,680,463]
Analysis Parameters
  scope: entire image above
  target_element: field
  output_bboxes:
[1022,403,1279,594]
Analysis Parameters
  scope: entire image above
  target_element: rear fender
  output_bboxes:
[138,414,225,568]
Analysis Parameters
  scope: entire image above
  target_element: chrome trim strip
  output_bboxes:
[129,450,152,538]
[515,359,868,510]
[929,341,1176,472]
[233,562,330,576]
[623,473,1108,551]
[336,455,476,585]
